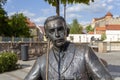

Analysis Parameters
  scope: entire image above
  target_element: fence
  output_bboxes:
[0,36,39,42]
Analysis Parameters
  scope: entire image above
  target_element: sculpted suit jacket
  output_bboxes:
[24,42,113,80]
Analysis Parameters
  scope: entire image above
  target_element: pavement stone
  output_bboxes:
[0,51,120,80]
[96,51,120,80]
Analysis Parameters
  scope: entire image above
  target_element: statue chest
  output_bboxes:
[47,52,87,80]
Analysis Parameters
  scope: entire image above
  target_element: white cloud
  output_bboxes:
[80,21,90,25]
[113,15,119,18]
[19,10,35,18]
[66,1,106,14]
[41,8,55,15]
[107,0,113,3]
[8,12,16,16]
[67,13,81,19]
[107,5,113,10]
[8,10,35,18]
[8,10,44,26]
[102,3,107,7]
[33,17,46,26]
[66,4,81,13]
[67,0,119,14]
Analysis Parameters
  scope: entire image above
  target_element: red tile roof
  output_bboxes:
[105,12,113,16]
[93,12,113,22]
[96,27,106,31]
[94,17,105,21]
[26,18,36,28]
[106,25,120,30]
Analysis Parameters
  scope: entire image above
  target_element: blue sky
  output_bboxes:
[3,0,120,26]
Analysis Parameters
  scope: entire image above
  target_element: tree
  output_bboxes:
[101,33,106,41]
[9,13,31,37]
[70,19,83,34]
[44,0,94,16]
[86,25,94,33]
[0,7,11,36]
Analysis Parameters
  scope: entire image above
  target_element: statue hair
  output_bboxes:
[44,16,66,29]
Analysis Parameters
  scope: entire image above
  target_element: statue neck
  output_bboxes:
[52,41,69,53]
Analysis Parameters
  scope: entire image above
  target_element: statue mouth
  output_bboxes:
[56,39,65,43]
[54,39,65,46]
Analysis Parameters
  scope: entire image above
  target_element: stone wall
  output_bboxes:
[0,42,47,60]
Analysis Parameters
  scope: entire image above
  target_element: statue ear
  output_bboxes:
[45,34,48,39]
[66,27,70,36]
[45,34,51,41]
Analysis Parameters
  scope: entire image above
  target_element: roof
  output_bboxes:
[88,31,94,34]
[106,25,120,30]
[93,12,113,22]
[94,17,105,21]
[39,26,45,34]
[105,12,113,16]
[96,27,106,31]
[26,18,36,28]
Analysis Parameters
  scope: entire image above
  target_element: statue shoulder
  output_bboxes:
[74,43,89,51]
[37,54,46,64]
[72,43,91,56]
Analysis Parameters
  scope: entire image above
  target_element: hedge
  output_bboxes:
[0,52,18,73]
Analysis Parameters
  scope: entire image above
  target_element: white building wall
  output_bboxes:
[106,30,120,35]
[67,33,120,43]
[67,34,101,43]
[105,30,120,41]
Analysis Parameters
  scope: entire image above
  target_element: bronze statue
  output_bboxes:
[24,16,113,80]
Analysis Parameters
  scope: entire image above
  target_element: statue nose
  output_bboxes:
[55,29,60,37]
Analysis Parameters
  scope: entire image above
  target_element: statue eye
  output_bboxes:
[58,27,64,31]
[49,29,55,33]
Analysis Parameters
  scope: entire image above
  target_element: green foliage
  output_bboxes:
[0,7,11,36]
[0,52,18,73]
[70,19,83,34]
[0,11,31,37]
[85,25,94,33]
[101,33,106,41]
[8,13,31,37]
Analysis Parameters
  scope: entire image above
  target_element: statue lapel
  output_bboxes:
[61,44,76,74]
[49,49,59,74]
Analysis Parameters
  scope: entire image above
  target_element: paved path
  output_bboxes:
[0,51,120,80]
[96,51,120,80]
[0,60,35,80]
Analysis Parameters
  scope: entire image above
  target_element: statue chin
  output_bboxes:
[54,41,65,48]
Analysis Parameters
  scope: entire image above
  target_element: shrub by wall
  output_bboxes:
[0,52,18,73]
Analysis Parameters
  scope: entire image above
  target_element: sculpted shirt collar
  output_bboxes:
[52,41,69,52]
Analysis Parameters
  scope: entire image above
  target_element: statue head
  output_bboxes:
[44,16,69,48]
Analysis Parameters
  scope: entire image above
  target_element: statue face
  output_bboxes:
[45,19,67,48]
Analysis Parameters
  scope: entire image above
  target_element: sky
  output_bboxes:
[3,0,120,26]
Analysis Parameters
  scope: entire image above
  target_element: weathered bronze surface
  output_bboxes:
[24,16,113,80]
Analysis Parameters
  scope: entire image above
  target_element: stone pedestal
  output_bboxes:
[98,42,107,53]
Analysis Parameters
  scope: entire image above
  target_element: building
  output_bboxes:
[91,12,120,35]
[26,18,38,41]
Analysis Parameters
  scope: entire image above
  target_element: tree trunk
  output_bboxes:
[64,4,66,20]
[56,0,60,16]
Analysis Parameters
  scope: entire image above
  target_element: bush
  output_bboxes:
[0,52,18,73]
[101,33,106,41]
